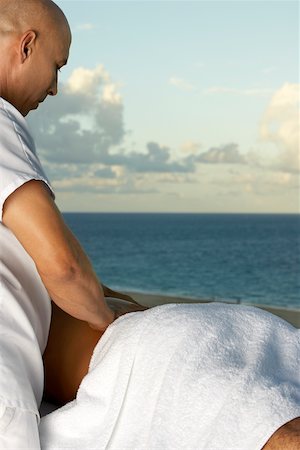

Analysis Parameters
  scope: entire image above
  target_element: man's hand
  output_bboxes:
[106,297,148,321]
[88,297,148,330]
[102,284,140,305]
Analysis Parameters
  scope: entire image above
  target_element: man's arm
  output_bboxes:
[3,180,114,330]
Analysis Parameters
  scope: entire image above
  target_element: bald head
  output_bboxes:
[0,0,70,37]
[0,0,71,115]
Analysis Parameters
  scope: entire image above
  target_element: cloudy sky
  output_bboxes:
[28,0,299,213]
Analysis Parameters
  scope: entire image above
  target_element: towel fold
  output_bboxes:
[39,303,300,450]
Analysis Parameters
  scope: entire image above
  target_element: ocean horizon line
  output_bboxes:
[62,211,300,216]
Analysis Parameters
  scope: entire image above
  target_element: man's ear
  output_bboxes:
[20,30,37,63]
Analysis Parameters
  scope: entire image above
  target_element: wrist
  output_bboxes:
[89,305,115,331]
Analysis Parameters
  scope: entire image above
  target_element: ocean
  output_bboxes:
[63,213,300,310]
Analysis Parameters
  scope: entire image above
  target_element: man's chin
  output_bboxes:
[26,102,39,115]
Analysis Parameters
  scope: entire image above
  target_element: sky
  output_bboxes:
[28,0,299,213]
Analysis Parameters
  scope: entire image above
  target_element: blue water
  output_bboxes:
[63,213,300,310]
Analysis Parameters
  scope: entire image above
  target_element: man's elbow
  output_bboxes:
[36,249,105,307]
[38,255,81,285]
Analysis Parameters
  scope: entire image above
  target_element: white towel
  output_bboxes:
[39,303,300,450]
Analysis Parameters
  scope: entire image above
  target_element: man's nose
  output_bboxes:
[48,80,58,96]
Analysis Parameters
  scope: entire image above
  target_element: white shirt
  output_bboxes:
[0,97,54,420]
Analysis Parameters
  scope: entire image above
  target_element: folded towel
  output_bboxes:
[39,303,300,450]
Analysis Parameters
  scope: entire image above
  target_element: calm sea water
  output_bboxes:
[63,213,300,310]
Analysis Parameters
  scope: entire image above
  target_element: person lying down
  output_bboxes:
[40,297,300,450]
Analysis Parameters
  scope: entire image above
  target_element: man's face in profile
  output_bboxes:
[20,26,71,116]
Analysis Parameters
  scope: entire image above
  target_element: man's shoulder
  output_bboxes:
[0,96,23,120]
[0,97,35,152]
[0,96,31,136]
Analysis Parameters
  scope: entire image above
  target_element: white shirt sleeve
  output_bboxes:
[0,97,54,222]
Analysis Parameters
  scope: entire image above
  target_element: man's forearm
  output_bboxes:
[3,180,114,330]
[44,273,114,330]
[39,229,115,330]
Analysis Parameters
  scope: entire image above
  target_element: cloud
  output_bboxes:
[153,173,196,184]
[94,167,117,178]
[204,86,273,96]
[53,176,120,192]
[180,140,202,155]
[65,65,110,96]
[29,66,196,173]
[211,167,299,197]
[52,175,158,196]
[124,142,196,173]
[102,83,122,105]
[27,65,297,204]
[28,65,125,167]
[169,77,195,91]
[259,83,300,173]
[27,67,200,196]
[197,143,246,164]
[41,162,89,181]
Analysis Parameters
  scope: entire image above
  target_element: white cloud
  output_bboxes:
[102,83,122,105]
[28,65,125,170]
[260,83,300,173]
[212,167,299,197]
[270,172,296,187]
[53,176,120,191]
[180,140,202,155]
[169,77,195,91]
[65,65,110,96]
[155,173,192,183]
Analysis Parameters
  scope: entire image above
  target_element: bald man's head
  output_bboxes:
[0,0,70,37]
[0,0,71,116]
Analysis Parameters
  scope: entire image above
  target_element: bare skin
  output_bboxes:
[43,298,300,450]
[262,418,300,450]
[43,297,148,405]
[1,0,115,331]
